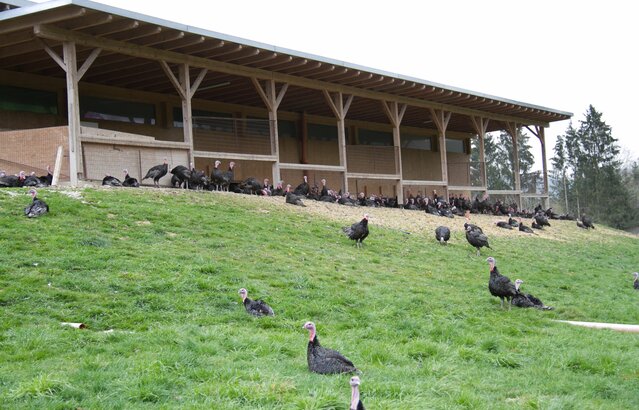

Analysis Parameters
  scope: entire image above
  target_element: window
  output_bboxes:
[358,128,393,146]
[278,120,297,138]
[175,107,233,132]
[0,85,58,115]
[446,138,468,154]
[402,134,432,150]
[81,96,155,125]
[307,123,340,141]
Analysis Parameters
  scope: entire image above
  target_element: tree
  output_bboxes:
[550,105,638,228]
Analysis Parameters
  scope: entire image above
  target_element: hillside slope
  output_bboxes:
[1,187,638,409]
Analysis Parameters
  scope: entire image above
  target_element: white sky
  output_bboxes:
[87,0,639,168]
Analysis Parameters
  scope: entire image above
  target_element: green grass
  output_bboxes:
[1,187,638,409]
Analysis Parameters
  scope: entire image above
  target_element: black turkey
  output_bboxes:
[122,169,139,187]
[221,161,235,191]
[633,272,639,290]
[285,184,306,207]
[466,225,491,256]
[350,376,365,410]
[581,214,595,229]
[518,220,535,234]
[294,175,309,196]
[102,174,122,187]
[343,215,369,248]
[22,172,43,187]
[303,321,357,374]
[435,226,450,245]
[170,165,191,189]
[486,257,517,309]
[512,279,554,310]
[210,160,225,191]
[0,171,26,188]
[239,177,263,195]
[24,189,49,218]
[508,214,519,227]
[534,212,551,228]
[464,215,483,233]
[496,221,513,230]
[238,288,274,316]
[320,178,329,197]
[39,165,53,186]
[142,158,168,187]
[531,221,543,230]
[576,221,588,229]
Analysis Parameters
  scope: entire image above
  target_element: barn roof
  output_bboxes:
[0,0,572,133]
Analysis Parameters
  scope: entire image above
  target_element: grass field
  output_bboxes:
[1,187,638,409]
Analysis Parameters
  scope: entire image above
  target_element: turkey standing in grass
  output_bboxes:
[24,189,49,218]
[303,321,357,374]
[238,288,274,316]
[512,279,554,310]
[466,225,491,256]
[435,226,450,245]
[142,158,168,187]
[350,376,365,410]
[343,214,369,248]
[534,212,551,228]
[210,160,225,191]
[486,257,517,309]
[122,169,139,187]
[221,161,235,191]
[170,165,191,189]
[633,272,639,290]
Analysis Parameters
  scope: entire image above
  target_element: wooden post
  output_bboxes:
[525,124,550,209]
[52,145,63,186]
[470,116,490,192]
[323,90,353,194]
[160,62,207,166]
[430,108,451,198]
[62,41,80,185]
[506,121,522,210]
[252,78,288,184]
[382,101,406,204]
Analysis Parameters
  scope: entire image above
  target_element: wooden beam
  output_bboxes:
[62,41,81,184]
[32,24,550,127]
[0,7,87,35]
[77,47,101,81]
[193,151,277,161]
[36,37,66,71]
[347,173,401,180]
[159,60,186,99]
[430,109,451,186]
[189,68,208,98]
[279,163,345,172]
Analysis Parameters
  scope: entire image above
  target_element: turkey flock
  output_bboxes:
[4,158,637,408]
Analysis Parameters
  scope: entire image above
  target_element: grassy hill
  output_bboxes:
[1,187,638,409]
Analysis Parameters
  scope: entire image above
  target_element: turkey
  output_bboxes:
[320,178,329,197]
[122,169,139,187]
[350,376,365,410]
[512,279,554,310]
[466,225,491,256]
[39,165,53,186]
[496,221,513,230]
[0,170,26,188]
[508,214,519,227]
[531,220,543,230]
[581,214,595,229]
[518,219,535,234]
[463,214,483,233]
[435,226,450,245]
[221,161,235,191]
[576,221,588,229]
[285,184,306,207]
[188,162,209,190]
[210,160,225,191]
[24,189,49,218]
[343,214,369,248]
[534,212,551,228]
[238,288,274,316]
[22,172,44,187]
[633,272,639,290]
[303,321,357,374]
[294,175,309,196]
[170,165,191,189]
[142,158,168,187]
[486,257,517,309]
[102,174,122,187]
[239,177,263,195]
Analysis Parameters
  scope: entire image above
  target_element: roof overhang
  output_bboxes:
[0,0,572,133]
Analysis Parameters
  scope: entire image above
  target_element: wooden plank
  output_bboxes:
[52,145,63,186]
[32,24,551,127]
[555,320,639,334]
[346,172,400,180]
[63,41,80,184]
[403,179,447,186]
[192,151,277,161]
[159,60,186,99]
[36,37,66,71]
[0,7,87,35]
[279,163,345,172]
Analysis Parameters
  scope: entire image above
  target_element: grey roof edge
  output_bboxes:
[1,0,37,7]
[1,0,572,118]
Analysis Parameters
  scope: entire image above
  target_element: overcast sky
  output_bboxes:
[88,0,638,169]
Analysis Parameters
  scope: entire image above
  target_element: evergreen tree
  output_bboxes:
[550,105,637,228]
